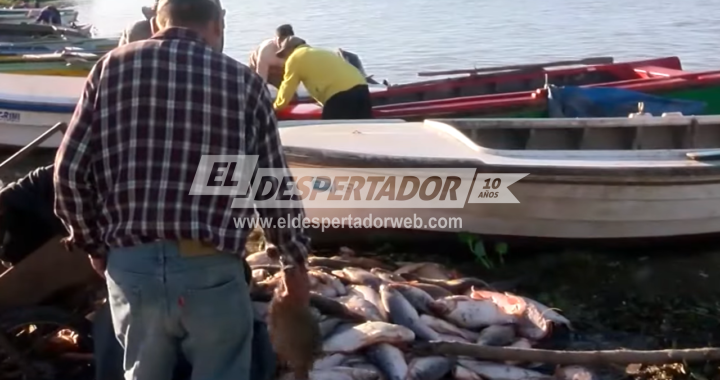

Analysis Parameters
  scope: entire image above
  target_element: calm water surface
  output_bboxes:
[72,0,720,83]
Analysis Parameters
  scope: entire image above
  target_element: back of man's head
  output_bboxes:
[276,24,294,39]
[156,0,221,28]
[153,0,224,51]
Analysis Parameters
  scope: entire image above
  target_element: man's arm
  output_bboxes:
[54,64,104,256]
[273,54,301,111]
[247,75,310,267]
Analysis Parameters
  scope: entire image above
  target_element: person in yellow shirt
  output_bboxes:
[273,36,373,119]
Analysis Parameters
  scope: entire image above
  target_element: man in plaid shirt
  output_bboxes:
[53,0,311,378]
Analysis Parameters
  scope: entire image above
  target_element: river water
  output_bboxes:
[71,0,720,83]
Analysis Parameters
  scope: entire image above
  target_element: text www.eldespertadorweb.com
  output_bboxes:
[233,214,463,232]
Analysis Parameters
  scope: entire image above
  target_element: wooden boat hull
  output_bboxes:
[279,117,720,240]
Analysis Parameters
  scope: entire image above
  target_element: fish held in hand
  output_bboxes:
[380,284,440,341]
[406,356,453,380]
[429,296,519,329]
[268,278,323,380]
[322,321,415,353]
[366,343,407,380]
[246,250,279,267]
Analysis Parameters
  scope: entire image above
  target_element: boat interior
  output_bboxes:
[441,116,720,151]
[372,57,683,105]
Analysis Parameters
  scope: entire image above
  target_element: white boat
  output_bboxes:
[279,117,720,239]
[0,73,398,149]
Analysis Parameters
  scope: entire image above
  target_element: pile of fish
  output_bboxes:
[247,247,586,380]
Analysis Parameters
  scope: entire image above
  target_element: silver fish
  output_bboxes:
[419,314,479,342]
[367,343,408,380]
[370,268,405,282]
[518,302,552,340]
[380,284,440,341]
[406,356,453,380]
[343,267,383,289]
[312,283,339,298]
[336,295,385,322]
[348,285,388,321]
[476,325,516,346]
[457,360,551,380]
[318,318,343,338]
[279,367,380,380]
[453,365,482,380]
[429,296,518,329]
[313,353,349,370]
[522,297,572,327]
[322,321,415,353]
[312,270,348,296]
[391,284,434,314]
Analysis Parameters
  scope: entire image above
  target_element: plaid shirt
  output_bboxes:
[53,27,310,265]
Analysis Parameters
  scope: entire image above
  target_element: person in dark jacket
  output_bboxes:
[35,5,62,25]
[0,165,275,380]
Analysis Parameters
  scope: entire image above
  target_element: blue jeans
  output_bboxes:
[105,241,253,380]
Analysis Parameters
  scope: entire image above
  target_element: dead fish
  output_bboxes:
[250,264,282,274]
[517,301,552,340]
[522,297,572,327]
[419,314,478,341]
[311,270,348,296]
[468,289,528,316]
[246,250,279,267]
[457,360,551,380]
[390,283,434,314]
[342,355,369,366]
[318,318,343,338]
[505,338,534,366]
[343,267,384,289]
[476,325,516,346]
[555,365,597,380]
[322,321,415,353]
[333,255,397,271]
[312,283,339,298]
[252,268,271,283]
[380,284,440,341]
[402,277,491,295]
[395,262,456,280]
[429,296,519,329]
[348,285,388,321]
[279,367,380,380]
[309,294,366,322]
[370,268,404,282]
[313,353,348,370]
[453,365,483,380]
[406,356,453,380]
[336,295,385,322]
[268,279,322,380]
[366,343,408,380]
[403,282,453,299]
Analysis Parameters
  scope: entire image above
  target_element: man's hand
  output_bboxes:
[281,263,310,306]
[88,255,106,279]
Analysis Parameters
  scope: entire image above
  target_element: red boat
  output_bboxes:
[277,56,720,120]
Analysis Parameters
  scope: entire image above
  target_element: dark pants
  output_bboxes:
[322,84,373,120]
